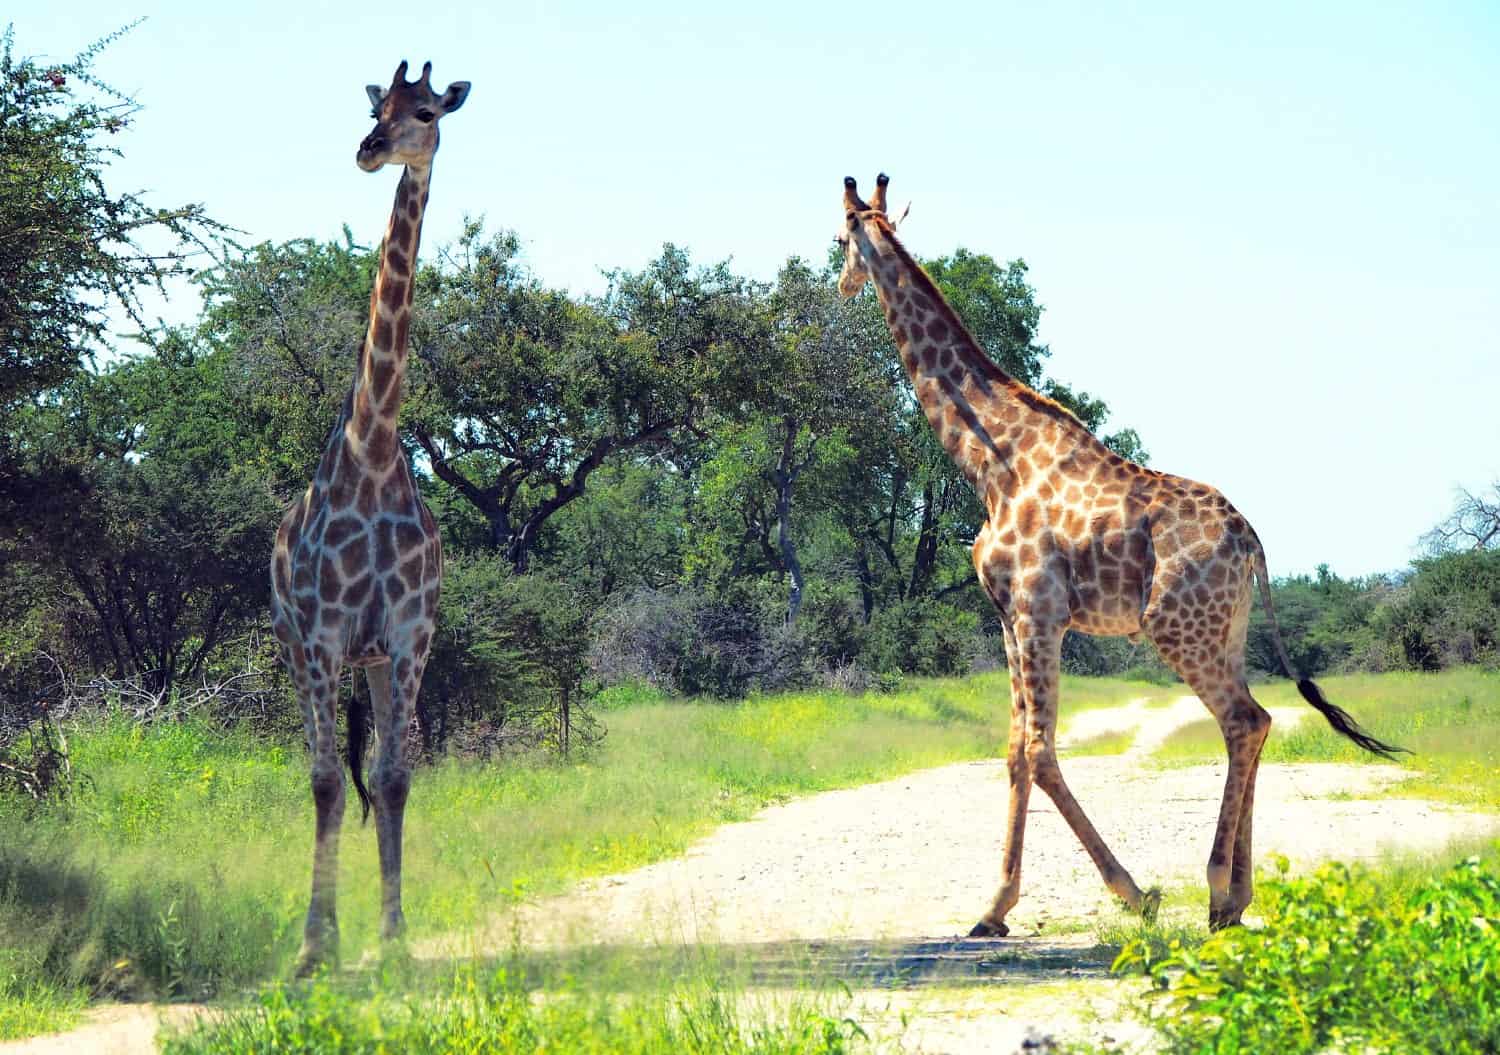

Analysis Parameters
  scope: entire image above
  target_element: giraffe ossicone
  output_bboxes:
[837,173,1403,935]
[269,60,469,976]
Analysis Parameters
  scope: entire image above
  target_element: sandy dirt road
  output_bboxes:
[470,697,1494,950]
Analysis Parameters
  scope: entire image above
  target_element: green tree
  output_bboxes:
[410,229,769,572]
[1378,550,1500,670]
[194,233,374,493]
[690,257,894,623]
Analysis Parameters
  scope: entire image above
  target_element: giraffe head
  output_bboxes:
[357,60,470,172]
[837,173,901,298]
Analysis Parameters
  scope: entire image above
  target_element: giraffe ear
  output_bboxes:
[366,85,387,109]
[439,81,471,113]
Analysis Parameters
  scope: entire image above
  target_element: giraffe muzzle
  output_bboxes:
[357,135,389,170]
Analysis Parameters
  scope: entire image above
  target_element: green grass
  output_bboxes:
[1151,668,1500,805]
[163,962,874,1055]
[0,973,85,1041]
[1063,728,1137,756]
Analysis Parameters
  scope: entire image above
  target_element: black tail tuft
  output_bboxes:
[347,678,373,824]
[1296,679,1408,761]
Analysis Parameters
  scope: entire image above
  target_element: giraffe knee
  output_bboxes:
[1024,739,1060,786]
[1225,703,1272,750]
[375,765,410,811]
[310,766,345,822]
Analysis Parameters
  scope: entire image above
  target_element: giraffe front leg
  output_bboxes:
[972,619,1030,938]
[1017,620,1149,916]
[367,659,416,941]
[295,665,345,976]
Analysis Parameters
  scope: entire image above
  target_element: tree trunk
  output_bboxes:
[853,542,875,623]
[909,480,940,598]
[774,471,804,624]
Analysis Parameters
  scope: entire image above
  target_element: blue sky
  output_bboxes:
[15,1,1499,577]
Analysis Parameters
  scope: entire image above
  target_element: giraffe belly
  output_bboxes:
[1067,609,1144,637]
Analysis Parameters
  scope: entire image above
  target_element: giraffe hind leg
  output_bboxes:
[1198,678,1269,930]
[1150,619,1270,930]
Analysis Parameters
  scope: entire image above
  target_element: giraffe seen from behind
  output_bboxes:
[269,61,469,974]
[837,173,1402,934]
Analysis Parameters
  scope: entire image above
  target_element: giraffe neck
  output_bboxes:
[345,162,432,467]
[853,217,1092,509]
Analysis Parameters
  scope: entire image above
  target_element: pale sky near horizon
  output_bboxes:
[14,2,1500,578]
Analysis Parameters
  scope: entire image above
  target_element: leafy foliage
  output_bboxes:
[1116,855,1500,1054]
[0,23,223,477]
[411,228,768,572]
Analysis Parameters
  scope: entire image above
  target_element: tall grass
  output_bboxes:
[163,960,873,1055]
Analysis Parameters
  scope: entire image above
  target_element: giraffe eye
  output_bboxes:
[415,109,436,123]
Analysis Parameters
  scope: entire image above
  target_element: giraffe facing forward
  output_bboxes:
[837,174,1401,934]
[270,61,468,974]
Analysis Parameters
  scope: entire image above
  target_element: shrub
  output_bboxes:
[421,555,596,756]
[860,601,978,677]
[1060,631,1175,681]
[1115,855,1500,1053]
[588,586,813,698]
[1375,550,1500,671]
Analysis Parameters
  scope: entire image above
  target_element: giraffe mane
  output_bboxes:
[864,213,1095,437]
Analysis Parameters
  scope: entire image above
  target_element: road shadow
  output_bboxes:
[414,934,1119,990]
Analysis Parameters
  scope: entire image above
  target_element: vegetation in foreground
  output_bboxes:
[1114,853,1500,1054]
[163,965,871,1055]
[1152,668,1500,804]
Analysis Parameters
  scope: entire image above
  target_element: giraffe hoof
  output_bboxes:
[293,952,327,979]
[967,920,1010,938]
[1207,909,1243,932]
[1138,887,1163,924]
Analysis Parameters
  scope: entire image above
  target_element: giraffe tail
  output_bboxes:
[347,674,373,823]
[1253,551,1407,761]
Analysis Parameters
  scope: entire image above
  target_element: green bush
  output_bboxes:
[1377,549,1500,670]
[1115,855,1500,1053]
[421,556,595,755]
[861,600,978,677]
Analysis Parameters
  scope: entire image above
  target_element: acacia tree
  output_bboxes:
[408,228,769,572]
[0,25,236,702]
[6,338,281,693]
[0,25,224,500]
